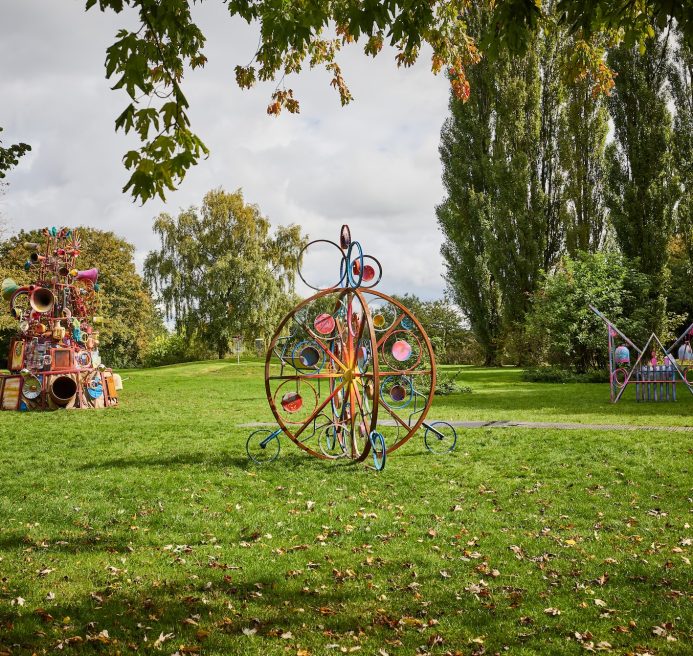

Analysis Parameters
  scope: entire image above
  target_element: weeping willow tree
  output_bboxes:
[144,188,307,358]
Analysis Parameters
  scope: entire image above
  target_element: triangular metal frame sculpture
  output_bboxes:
[590,305,693,403]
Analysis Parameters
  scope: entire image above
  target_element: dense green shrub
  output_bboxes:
[142,332,213,368]
[434,369,473,395]
[521,366,609,384]
[524,252,671,373]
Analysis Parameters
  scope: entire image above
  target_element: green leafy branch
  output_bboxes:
[0,128,31,179]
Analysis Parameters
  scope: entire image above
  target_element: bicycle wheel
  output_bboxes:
[246,429,281,464]
[423,421,457,455]
[369,430,386,471]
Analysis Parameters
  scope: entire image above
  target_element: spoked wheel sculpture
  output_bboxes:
[247,225,456,470]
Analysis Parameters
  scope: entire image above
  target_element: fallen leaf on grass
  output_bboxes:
[652,624,676,641]
[86,630,110,644]
[509,545,525,560]
[242,627,257,637]
[428,634,444,646]
[153,631,174,648]
[544,607,561,616]
[34,608,54,623]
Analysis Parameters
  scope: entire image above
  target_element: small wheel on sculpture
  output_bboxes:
[424,421,457,455]
[319,425,347,458]
[246,429,281,464]
[612,367,628,388]
[369,431,386,471]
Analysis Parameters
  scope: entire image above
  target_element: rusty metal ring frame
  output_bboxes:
[264,288,436,461]
[612,367,628,388]
[260,223,437,470]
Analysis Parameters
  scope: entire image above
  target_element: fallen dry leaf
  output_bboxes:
[153,631,174,648]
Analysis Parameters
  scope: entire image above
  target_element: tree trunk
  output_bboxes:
[483,344,501,367]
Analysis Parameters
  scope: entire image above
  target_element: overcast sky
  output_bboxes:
[1,1,451,299]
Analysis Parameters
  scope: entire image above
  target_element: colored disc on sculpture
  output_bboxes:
[299,346,321,368]
[357,345,369,370]
[314,313,335,335]
[340,224,351,249]
[351,260,376,282]
[390,384,406,402]
[351,259,376,282]
[281,391,303,413]
[87,380,104,399]
[614,345,630,364]
[391,340,412,362]
[22,375,42,400]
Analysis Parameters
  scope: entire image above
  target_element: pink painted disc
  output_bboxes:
[281,391,303,413]
[391,339,412,362]
[314,313,335,335]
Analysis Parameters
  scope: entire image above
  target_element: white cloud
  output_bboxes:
[0,0,450,299]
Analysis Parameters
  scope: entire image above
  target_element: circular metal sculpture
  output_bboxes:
[248,225,451,471]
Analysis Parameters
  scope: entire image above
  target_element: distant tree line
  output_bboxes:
[438,2,692,371]
[0,192,478,370]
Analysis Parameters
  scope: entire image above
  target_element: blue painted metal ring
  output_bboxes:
[346,241,364,288]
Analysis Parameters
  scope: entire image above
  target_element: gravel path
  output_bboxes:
[239,420,693,432]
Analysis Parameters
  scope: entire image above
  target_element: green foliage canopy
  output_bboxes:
[668,33,693,263]
[0,127,31,179]
[391,294,478,364]
[82,0,692,203]
[144,188,307,359]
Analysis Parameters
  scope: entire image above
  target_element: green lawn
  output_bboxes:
[0,362,690,655]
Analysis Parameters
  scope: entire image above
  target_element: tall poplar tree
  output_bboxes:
[605,31,677,328]
[537,14,566,269]
[668,32,693,262]
[437,42,502,365]
[561,77,609,254]
[437,3,547,365]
